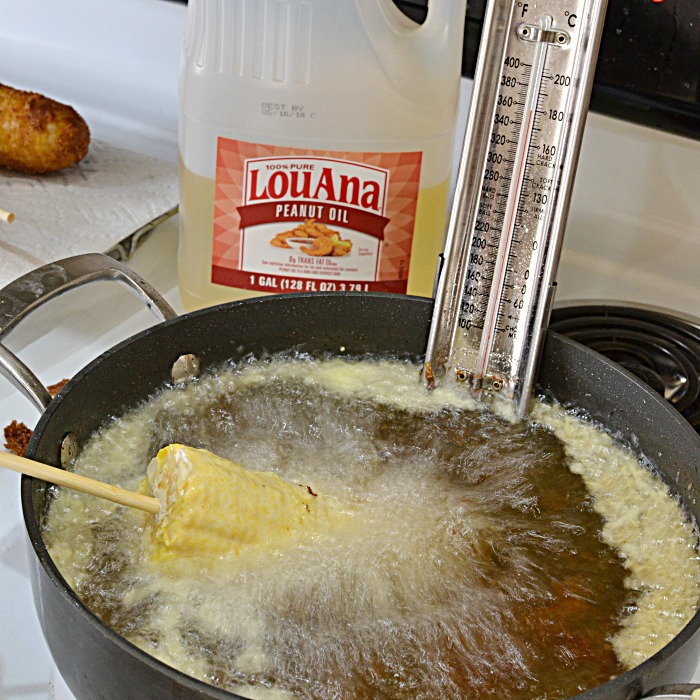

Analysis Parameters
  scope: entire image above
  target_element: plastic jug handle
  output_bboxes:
[422,0,468,38]
[356,0,467,102]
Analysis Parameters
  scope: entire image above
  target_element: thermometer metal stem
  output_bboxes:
[425,0,608,416]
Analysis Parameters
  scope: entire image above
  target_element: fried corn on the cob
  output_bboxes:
[0,83,90,174]
[145,444,327,560]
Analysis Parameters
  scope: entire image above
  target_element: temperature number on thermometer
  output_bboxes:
[463,49,573,338]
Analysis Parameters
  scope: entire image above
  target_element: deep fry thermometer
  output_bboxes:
[425,0,608,416]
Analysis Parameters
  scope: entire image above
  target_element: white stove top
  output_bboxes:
[0,1,699,698]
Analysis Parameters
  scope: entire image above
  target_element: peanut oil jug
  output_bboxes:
[178,0,467,310]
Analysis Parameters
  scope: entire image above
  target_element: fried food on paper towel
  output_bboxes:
[144,444,346,563]
[270,219,352,257]
[0,83,90,174]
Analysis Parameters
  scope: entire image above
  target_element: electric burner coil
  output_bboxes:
[549,303,700,433]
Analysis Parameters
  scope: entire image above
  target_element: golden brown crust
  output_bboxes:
[3,419,32,456]
[0,83,90,174]
[269,219,353,257]
[47,378,69,395]
[3,379,70,456]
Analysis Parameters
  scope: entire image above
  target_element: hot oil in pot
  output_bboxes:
[42,357,700,700]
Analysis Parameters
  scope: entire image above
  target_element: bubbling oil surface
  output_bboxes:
[43,356,700,700]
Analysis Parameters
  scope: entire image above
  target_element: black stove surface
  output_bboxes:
[549,303,700,433]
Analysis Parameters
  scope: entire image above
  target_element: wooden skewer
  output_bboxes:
[0,450,160,514]
[0,207,15,223]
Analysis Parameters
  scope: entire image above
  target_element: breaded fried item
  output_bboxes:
[145,444,345,562]
[0,83,90,174]
[3,379,69,456]
[269,219,353,256]
[3,419,32,456]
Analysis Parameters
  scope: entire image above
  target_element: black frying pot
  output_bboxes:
[2,254,700,700]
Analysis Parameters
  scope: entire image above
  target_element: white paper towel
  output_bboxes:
[0,139,178,287]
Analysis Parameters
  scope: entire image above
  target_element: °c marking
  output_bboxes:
[564,11,577,27]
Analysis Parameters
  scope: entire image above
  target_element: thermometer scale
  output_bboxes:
[424,0,608,416]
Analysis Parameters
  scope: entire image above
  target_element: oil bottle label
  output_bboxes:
[211,138,421,293]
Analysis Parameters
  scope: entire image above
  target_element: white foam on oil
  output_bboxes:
[43,356,700,699]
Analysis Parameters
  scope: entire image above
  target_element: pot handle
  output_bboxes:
[0,253,177,412]
[642,686,700,699]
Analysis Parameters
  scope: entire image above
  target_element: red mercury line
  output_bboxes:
[476,107,535,379]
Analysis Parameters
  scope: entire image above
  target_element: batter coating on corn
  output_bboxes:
[146,444,328,560]
[0,83,90,174]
